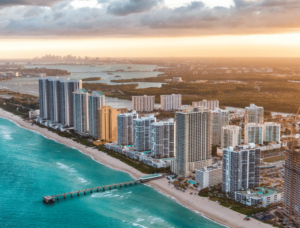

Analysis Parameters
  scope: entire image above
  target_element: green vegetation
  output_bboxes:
[263,156,285,163]
[98,145,170,174]
[0,91,39,118]
[82,77,102,81]
[155,111,175,120]
[198,184,273,216]
[85,75,300,113]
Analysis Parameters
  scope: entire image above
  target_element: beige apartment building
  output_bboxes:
[98,106,120,142]
[192,99,219,111]
[132,95,155,112]
[160,94,182,111]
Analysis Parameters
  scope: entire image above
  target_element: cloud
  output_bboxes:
[107,0,162,16]
[0,0,64,7]
[0,0,300,37]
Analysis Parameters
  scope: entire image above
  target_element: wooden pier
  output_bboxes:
[43,174,165,204]
[43,180,140,203]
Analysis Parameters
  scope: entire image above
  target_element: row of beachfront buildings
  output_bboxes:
[36,77,285,207]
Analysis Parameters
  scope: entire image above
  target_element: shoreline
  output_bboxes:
[0,109,272,228]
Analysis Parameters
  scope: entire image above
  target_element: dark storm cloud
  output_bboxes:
[107,0,162,16]
[0,0,300,37]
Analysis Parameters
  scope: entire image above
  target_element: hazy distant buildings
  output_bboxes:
[211,108,229,145]
[160,94,182,111]
[192,99,219,111]
[150,119,175,158]
[221,125,241,148]
[88,91,105,139]
[132,95,155,112]
[172,107,212,177]
[264,122,280,143]
[173,77,183,82]
[245,103,264,125]
[73,89,89,135]
[133,115,156,151]
[222,146,261,197]
[245,123,264,145]
[117,111,138,145]
[98,106,120,142]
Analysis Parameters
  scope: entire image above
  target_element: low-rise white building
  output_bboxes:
[235,187,283,207]
[195,164,222,189]
[29,109,40,119]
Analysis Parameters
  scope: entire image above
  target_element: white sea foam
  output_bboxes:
[56,162,77,173]
[132,223,147,228]
[136,218,144,222]
[150,217,164,224]
[3,134,12,140]
[91,192,113,198]
[77,177,88,183]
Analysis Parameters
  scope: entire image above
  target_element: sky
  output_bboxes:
[0,0,300,58]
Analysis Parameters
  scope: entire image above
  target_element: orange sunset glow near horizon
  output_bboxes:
[1,0,300,58]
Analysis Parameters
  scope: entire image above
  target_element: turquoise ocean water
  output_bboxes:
[0,118,224,228]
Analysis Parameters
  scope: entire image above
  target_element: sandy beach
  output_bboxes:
[0,109,271,228]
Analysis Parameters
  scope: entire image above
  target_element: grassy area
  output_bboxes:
[220,202,231,208]
[98,145,170,174]
[231,205,267,215]
[198,184,270,216]
[263,156,285,163]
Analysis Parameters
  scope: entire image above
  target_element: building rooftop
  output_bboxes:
[91,91,104,96]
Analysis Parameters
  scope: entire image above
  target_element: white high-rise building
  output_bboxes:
[211,108,229,145]
[132,95,155,112]
[48,77,61,123]
[221,125,241,148]
[88,91,105,139]
[38,78,50,120]
[222,146,261,197]
[245,123,264,145]
[171,107,212,177]
[264,122,280,143]
[60,79,82,127]
[245,103,264,125]
[160,94,182,111]
[117,111,138,145]
[150,119,175,158]
[133,115,156,151]
[192,99,219,111]
[73,88,89,135]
